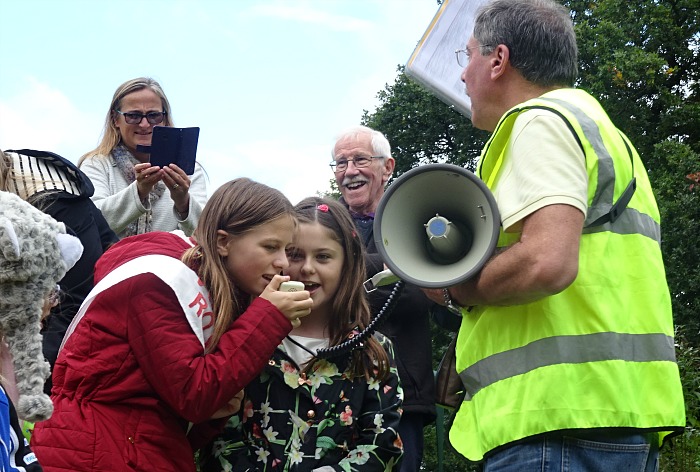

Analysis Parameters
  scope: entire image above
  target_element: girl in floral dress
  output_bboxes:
[200,197,403,471]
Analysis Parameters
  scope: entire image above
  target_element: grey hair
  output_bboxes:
[331,125,392,160]
[473,0,578,87]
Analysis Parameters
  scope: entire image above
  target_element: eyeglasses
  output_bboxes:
[115,109,167,125]
[330,156,383,172]
[455,44,493,68]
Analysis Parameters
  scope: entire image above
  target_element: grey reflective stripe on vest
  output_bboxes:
[459,332,676,401]
[540,97,660,243]
[583,206,661,241]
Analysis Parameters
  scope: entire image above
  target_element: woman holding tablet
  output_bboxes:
[79,77,208,238]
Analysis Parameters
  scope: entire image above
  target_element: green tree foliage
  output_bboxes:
[661,330,700,471]
[652,140,700,345]
[361,67,491,177]
[565,0,700,344]
[319,178,341,200]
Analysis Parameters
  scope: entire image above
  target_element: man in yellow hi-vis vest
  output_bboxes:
[424,0,686,470]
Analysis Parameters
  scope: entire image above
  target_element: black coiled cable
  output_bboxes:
[315,280,404,359]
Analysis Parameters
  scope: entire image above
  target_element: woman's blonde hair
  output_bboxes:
[182,178,295,352]
[78,77,174,165]
[0,150,10,191]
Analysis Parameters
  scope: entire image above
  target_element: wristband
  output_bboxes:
[443,288,464,315]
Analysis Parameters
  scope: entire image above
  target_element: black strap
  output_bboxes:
[585,133,637,227]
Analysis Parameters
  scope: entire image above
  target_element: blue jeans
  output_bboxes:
[397,412,425,472]
[483,432,658,472]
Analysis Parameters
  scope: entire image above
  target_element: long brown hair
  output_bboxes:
[294,197,390,381]
[181,178,295,353]
[78,77,174,165]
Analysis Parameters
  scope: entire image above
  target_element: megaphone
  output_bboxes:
[373,163,501,288]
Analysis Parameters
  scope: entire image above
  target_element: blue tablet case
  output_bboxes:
[149,126,199,175]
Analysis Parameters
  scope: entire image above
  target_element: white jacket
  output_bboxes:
[80,154,208,238]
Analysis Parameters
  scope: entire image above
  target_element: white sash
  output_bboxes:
[60,243,214,352]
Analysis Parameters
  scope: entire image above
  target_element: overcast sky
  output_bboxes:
[0,0,442,204]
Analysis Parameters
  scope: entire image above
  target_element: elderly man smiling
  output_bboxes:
[331,125,436,472]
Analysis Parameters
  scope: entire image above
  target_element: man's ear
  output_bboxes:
[215,230,230,257]
[491,44,510,80]
[382,157,396,183]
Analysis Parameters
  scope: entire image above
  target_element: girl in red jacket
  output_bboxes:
[32,178,313,471]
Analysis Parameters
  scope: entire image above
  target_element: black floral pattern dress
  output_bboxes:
[199,333,403,471]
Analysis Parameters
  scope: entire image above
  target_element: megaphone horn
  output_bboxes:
[373,163,501,288]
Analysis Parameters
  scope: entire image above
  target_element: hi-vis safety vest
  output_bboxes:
[450,88,686,462]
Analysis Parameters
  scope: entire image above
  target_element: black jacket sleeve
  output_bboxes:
[40,196,118,392]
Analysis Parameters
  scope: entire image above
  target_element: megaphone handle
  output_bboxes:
[363,269,400,292]
[315,280,405,359]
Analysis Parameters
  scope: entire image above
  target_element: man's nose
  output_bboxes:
[345,160,361,174]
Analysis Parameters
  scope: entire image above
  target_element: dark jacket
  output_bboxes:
[341,198,436,422]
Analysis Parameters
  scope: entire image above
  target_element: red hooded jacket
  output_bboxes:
[32,231,291,471]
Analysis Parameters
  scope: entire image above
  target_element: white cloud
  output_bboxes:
[0,77,102,161]
[203,139,334,204]
[245,2,372,32]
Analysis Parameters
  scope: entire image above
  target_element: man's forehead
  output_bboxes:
[334,134,373,154]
